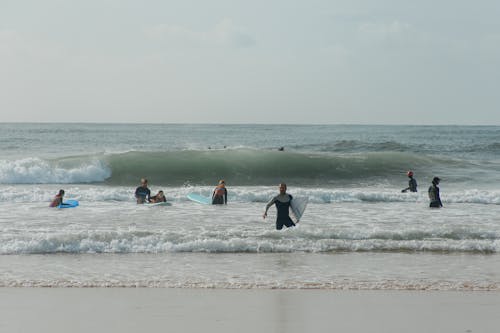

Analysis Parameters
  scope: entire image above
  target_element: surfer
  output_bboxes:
[150,190,166,203]
[428,177,443,208]
[135,178,151,204]
[212,180,227,205]
[49,189,65,207]
[401,170,418,193]
[263,183,295,230]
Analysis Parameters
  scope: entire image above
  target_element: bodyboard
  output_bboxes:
[58,200,79,208]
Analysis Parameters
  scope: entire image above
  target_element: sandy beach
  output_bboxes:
[1,288,499,333]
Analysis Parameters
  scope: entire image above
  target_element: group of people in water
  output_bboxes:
[135,178,227,205]
[134,178,167,204]
[400,170,443,208]
[49,171,444,230]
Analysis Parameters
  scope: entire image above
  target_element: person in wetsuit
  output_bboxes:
[428,177,443,208]
[49,189,65,207]
[402,170,418,193]
[263,183,295,230]
[135,178,151,204]
[212,180,227,205]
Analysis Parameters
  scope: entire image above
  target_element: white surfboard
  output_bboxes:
[290,196,308,222]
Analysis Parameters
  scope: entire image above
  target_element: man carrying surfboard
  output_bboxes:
[263,183,296,230]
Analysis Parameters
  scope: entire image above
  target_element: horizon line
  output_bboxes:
[0,121,498,127]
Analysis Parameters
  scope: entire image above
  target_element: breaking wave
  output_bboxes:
[0,149,475,186]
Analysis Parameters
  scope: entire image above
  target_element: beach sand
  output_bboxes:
[0,288,499,333]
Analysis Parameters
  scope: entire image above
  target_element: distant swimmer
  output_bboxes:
[428,177,443,208]
[135,178,151,204]
[212,180,227,205]
[402,170,418,193]
[263,183,295,230]
[49,189,65,207]
[278,147,285,151]
[150,190,166,203]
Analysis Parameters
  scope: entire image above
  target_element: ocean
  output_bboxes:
[1,123,500,289]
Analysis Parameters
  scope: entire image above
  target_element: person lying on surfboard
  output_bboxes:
[212,180,227,205]
[135,178,151,204]
[150,190,167,203]
[263,183,295,230]
[49,189,65,207]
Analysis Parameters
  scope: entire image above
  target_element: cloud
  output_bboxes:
[143,18,256,48]
[357,20,413,44]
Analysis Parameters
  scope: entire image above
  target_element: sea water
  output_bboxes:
[1,123,500,289]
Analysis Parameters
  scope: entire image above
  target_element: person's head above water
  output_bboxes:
[432,177,441,185]
[140,178,148,187]
[407,170,414,178]
[219,180,225,186]
[279,183,287,194]
[57,189,65,197]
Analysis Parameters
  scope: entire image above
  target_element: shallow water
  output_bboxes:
[1,124,500,289]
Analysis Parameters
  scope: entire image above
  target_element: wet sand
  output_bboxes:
[1,288,499,333]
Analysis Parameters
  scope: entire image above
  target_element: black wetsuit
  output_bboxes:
[428,184,442,208]
[408,178,417,192]
[402,177,418,193]
[212,187,227,205]
[266,194,295,230]
[135,186,151,203]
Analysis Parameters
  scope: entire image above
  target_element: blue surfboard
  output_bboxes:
[187,193,211,205]
[58,200,79,208]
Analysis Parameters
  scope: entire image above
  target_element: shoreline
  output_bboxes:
[1,288,499,333]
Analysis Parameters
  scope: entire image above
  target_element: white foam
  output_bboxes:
[0,158,111,184]
[1,185,500,205]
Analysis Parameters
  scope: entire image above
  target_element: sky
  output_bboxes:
[1,0,499,124]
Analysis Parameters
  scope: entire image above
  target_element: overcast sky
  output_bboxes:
[1,0,499,124]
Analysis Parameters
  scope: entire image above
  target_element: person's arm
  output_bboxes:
[263,197,276,219]
[147,189,151,203]
[224,188,227,204]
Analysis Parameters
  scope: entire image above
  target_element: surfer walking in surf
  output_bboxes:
[212,180,227,205]
[428,177,443,208]
[263,183,296,230]
[402,170,418,193]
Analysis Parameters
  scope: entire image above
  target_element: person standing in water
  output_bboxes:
[263,183,295,230]
[49,189,65,207]
[212,180,227,205]
[402,170,418,193]
[135,178,151,204]
[428,177,443,208]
